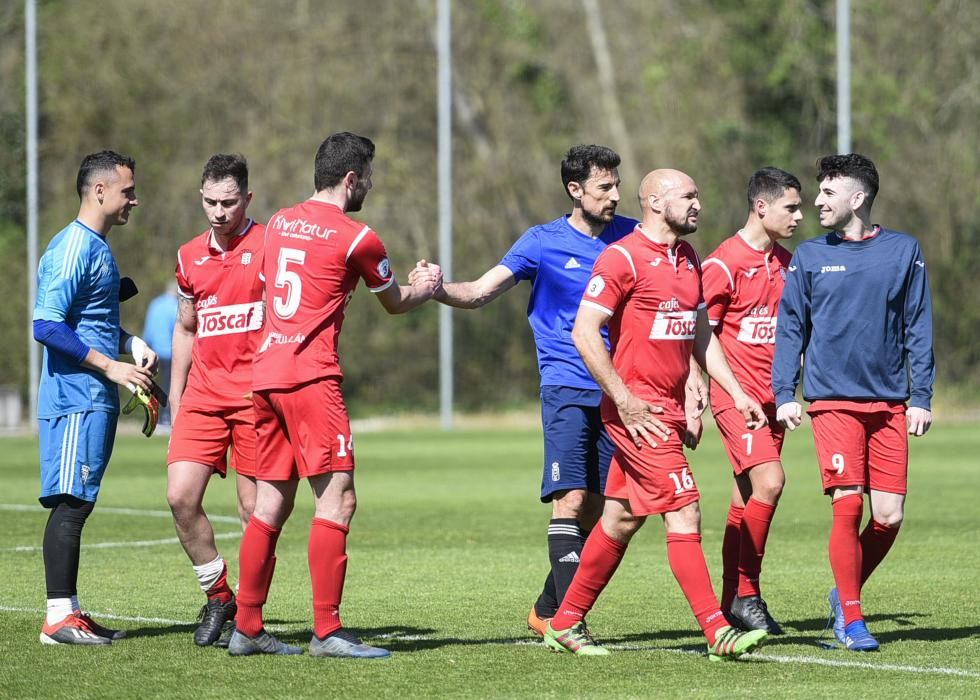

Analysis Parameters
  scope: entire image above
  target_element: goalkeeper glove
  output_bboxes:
[123,387,160,437]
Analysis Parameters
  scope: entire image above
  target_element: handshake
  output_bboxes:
[408,259,445,299]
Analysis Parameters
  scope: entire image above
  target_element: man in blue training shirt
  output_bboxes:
[411,145,694,635]
[32,150,159,645]
[772,153,934,652]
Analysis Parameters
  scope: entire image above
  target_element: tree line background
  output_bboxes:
[0,0,977,417]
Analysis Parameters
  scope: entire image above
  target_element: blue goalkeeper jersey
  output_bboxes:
[772,227,935,410]
[500,214,637,389]
[33,220,121,418]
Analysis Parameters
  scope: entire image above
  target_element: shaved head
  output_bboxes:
[637,168,701,237]
[638,169,695,208]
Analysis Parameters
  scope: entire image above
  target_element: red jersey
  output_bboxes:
[701,231,791,411]
[581,228,704,423]
[175,220,265,410]
[253,200,394,390]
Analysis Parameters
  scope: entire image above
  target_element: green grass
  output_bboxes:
[0,423,978,698]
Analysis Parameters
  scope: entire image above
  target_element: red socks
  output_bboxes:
[860,518,899,584]
[737,498,777,598]
[236,516,281,637]
[310,518,349,639]
[551,526,627,631]
[666,533,728,645]
[720,503,743,612]
[829,494,864,625]
[205,563,234,604]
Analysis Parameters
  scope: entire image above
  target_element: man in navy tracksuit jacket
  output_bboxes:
[772,154,935,652]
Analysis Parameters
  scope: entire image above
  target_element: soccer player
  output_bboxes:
[33,150,158,645]
[773,154,934,652]
[167,154,264,646]
[543,169,769,660]
[228,132,442,658]
[701,167,802,634]
[411,145,654,637]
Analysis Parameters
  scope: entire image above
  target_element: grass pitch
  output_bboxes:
[0,422,978,698]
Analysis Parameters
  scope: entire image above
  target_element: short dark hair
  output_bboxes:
[816,153,879,206]
[314,132,375,192]
[746,167,802,210]
[76,150,136,199]
[560,144,621,199]
[201,153,249,194]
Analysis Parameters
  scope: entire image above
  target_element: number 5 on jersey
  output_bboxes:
[274,247,306,319]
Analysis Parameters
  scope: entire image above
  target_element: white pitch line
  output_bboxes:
[0,503,241,524]
[0,605,287,632]
[599,641,980,678]
[1,530,241,553]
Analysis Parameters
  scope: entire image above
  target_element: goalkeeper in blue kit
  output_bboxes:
[32,151,158,645]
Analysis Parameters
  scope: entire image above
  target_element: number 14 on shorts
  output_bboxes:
[337,434,353,457]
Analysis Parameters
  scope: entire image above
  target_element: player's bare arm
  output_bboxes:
[412,262,517,309]
[81,347,153,393]
[692,309,766,430]
[572,304,669,448]
[376,262,443,315]
[168,295,197,419]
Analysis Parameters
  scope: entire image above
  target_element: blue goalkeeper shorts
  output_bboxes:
[539,386,613,502]
[39,410,118,507]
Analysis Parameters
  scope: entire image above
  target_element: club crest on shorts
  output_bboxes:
[551,461,560,481]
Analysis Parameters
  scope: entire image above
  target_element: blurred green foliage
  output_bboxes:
[0,0,977,414]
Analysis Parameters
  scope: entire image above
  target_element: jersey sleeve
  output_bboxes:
[701,257,733,327]
[174,249,194,300]
[347,227,395,292]
[772,249,810,406]
[904,243,935,410]
[580,245,635,316]
[499,229,540,282]
[33,232,87,322]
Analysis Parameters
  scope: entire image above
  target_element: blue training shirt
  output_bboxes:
[500,214,637,389]
[33,220,122,418]
[772,227,935,410]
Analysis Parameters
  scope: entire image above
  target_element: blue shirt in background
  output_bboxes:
[772,227,935,410]
[33,220,121,418]
[500,214,637,389]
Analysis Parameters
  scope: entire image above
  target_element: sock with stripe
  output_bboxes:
[194,555,233,602]
[544,518,584,617]
[551,525,627,631]
[310,518,349,639]
[235,516,281,637]
[666,532,728,645]
[829,494,864,625]
[860,518,900,585]
[720,503,743,612]
[737,498,777,597]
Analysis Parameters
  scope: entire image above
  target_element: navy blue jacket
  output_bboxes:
[772,227,935,410]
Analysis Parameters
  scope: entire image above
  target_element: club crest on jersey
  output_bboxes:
[241,251,253,266]
[779,268,787,280]
[687,259,695,270]
[377,257,391,279]
[586,276,605,297]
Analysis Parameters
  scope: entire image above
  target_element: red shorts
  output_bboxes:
[808,402,908,494]
[167,404,256,477]
[713,406,784,475]
[603,418,700,516]
[253,377,354,481]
